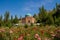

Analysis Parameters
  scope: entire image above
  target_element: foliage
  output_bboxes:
[0,15,3,26]
[0,26,60,40]
[0,11,19,27]
[38,6,47,23]
[13,15,19,24]
[0,3,60,40]
[34,4,60,26]
[0,3,60,27]
[24,24,28,28]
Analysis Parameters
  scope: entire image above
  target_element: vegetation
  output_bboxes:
[0,11,19,27]
[0,26,60,40]
[0,3,60,27]
[34,4,60,26]
[0,3,60,40]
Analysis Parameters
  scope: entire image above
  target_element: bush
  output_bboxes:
[39,23,44,27]
[31,23,34,27]
[24,24,28,28]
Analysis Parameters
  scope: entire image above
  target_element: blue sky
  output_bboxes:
[0,0,60,18]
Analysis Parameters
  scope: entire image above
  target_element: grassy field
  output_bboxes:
[0,25,60,40]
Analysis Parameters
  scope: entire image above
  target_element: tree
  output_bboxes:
[19,16,22,20]
[33,14,38,23]
[13,15,19,24]
[0,15,2,26]
[52,4,60,26]
[3,11,12,27]
[38,6,47,24]
[11,15,13,23]
[4,11,10,22]
[46,14,54,25]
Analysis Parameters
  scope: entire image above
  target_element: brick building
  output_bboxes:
[21,14,35,24]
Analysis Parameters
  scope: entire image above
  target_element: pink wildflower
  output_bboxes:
[35,34,39,38]
[18,36,24,40]
[0,29,5,32]
[18,34,24,40]
[37,37,41,40]
[35,33,41,40]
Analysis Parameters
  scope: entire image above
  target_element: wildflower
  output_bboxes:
[18,34,24,40]
[9,30,13,34]
[40,29,44,35]
[55,30,60,38]
[35,33,39,38]
[33,27,37,31]
[35,33,41,40]
[27,33,30,36]
[44,37,48,40]
[0,29,5,32]
[18,36,24,40]
[14,37,17,40]
[37,37,41,40]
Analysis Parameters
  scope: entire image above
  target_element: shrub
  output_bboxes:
[31,23,34,27]
[24,24,28,28]
[39,23,44,27]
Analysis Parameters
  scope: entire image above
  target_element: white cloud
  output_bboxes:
[24,7,31,11]
[21,0,55,12]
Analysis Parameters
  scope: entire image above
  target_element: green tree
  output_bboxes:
[3,11,11,27]
[33,14,38,23]
[47,10,55,25]
[53,4,60,26]
[46,14,54,25]
[11,15,13,23]
[4,11,10,22]
[0,15,3,26]
[38,6,47,24]
[13,15,19,24]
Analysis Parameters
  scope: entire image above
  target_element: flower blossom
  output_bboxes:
[18,34,24,40]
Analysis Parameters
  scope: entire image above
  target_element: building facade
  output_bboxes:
[21,14,35,24]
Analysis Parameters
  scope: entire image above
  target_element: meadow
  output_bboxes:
[0,25,60,40]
